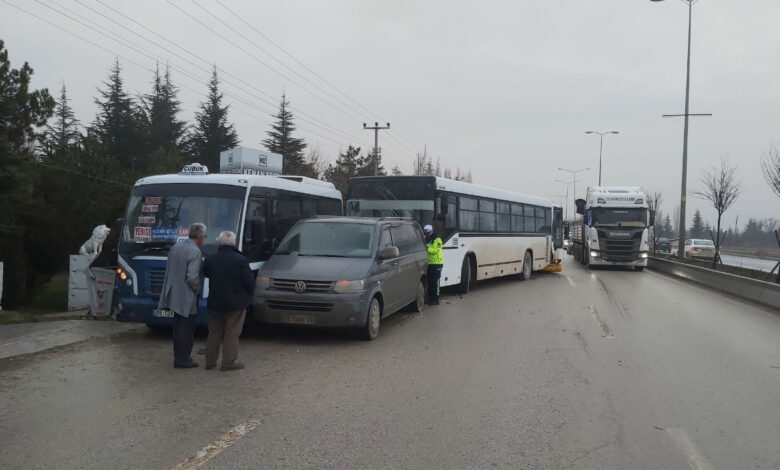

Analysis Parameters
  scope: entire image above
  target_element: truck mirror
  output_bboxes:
[575,199,586,215]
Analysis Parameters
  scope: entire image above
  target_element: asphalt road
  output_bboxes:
[1,256,779,469]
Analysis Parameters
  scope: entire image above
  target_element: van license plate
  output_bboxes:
[282,314,315,325]
[153,309,174,318]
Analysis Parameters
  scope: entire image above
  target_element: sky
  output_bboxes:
[2,0,779,229]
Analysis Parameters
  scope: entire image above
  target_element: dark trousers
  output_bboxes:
[172,313,197,365]
[206,310,246,368]
[427,264,442,304]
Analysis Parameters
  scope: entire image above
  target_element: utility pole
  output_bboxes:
[653,0,712,259]
[363,122,390,176]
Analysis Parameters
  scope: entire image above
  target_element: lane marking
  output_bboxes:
[172,420,261,470]
[588,305,614,338]
[565,273,577,287]
[666,428,715,470]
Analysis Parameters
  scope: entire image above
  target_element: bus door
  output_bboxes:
[243,197,273,270]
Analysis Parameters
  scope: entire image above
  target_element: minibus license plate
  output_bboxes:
[282,314,315,325]
[153,309,174,318]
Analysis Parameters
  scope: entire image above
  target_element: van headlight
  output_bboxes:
[257,275,271,290]
[334,279,365,294]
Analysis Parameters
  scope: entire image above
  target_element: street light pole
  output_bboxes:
[555,178,581,221]
[557,168,589,218]
[652,0,710,260]
[585,131,619,186]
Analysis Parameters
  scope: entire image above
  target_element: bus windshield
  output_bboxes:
[119,183,245,258]
[346,178,435,226]
[592,208,647,228]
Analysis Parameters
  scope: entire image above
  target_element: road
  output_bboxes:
[1,255,779,469]
[720,253,779,273]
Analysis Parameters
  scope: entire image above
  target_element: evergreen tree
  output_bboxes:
[188,67,239,170]
[663,214,673,237]
[323,145,373,195]
[262,93,308,174]
[690,209,706,238]
[391,164,403,176]
[92,59,144,172]
[142,64,186,159]
[42,83,80,155]
[0,40,55,306]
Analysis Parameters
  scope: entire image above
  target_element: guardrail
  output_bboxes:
[648,257,780,311]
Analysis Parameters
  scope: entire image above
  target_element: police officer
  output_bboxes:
[424,224,443,305]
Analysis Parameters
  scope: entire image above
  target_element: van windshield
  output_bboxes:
[276,222,375,258]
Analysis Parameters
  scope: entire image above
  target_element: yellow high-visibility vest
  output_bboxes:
[427,237,443,265]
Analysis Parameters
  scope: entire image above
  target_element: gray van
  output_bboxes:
[254,217,429,340]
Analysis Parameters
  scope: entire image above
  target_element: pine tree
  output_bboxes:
[92,59,144,172]
[663,214,673,237]
[391,164,403,176]
[0,40,55,306]
[324,145,371,195]
[42,83,80,155]
[690,209,706,239]
[142,64,186,158]
[262,93,308,175]
[188,67,239,170]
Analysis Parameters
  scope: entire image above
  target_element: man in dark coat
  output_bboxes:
[159,223,206,368]
[203,230,254,371]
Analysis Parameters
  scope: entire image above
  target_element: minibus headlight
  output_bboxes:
[257,275,271,290]
[334,279,365,294]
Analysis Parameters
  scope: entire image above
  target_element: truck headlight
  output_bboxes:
[640,252,649,259]
[257,275,271,290]
[590,251,598,258]
[334,279,365,294]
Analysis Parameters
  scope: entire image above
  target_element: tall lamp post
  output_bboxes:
[585,130,619,186]
[557,167,589,218]
[555,178,580,220]
[652,0,710,259]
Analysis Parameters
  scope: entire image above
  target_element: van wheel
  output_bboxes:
[408,279,425,312]
[519,251,533,280]
[360,297,382,340]
[458,257,471,294]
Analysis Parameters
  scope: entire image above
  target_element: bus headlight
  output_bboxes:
[334,280,365,294]
[257,275,271,290]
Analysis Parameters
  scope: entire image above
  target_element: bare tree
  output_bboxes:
[304,144,328,179]
[646,190,663,253]
[762,144,780,200]
[412,146,429,175]
[693,157,741,268]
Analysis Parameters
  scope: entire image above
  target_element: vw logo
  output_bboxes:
[294,281,307,293]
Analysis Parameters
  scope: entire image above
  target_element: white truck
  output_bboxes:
[572,186,653,271]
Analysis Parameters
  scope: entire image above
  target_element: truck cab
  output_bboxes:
[574,186,652,270]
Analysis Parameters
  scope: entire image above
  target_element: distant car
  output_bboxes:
[684,238,716,259]
[254,217,429,340]
[655,237,672,253]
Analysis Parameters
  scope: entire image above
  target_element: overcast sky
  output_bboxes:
[2,0,779,227]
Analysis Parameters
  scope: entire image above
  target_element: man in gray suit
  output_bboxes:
[158,223,206,368]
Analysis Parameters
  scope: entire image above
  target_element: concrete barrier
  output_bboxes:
[648,257,780,311]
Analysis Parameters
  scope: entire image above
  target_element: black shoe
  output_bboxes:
[174,361,199,369]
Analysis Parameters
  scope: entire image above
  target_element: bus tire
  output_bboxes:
[519,251,533,281]
[458,257,472,294]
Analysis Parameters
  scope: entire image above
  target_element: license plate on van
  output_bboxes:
[153,309,174,318]
[281,314,316,325]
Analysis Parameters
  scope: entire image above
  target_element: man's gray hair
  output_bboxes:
[217,231,237,247]
[189,223,207,239]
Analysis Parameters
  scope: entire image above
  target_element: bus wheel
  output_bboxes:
[519,251,533,281]
[458,257,471,294]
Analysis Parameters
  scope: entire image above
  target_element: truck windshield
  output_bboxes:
[276,222,375,258]
[346,177,435,227]
[119,183,245,258]
[592,208,647,228]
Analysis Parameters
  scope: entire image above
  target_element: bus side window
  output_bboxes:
[243,198,271,262]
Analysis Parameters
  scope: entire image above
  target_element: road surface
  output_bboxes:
[1,255,779,469]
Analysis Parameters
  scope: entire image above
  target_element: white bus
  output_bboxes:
[115,163,343,328]
[346,175,562,293]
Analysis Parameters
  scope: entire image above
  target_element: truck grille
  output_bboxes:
[271,279,333,292]
[266,300,333,312]
[148,267,166,294]
[601,238,640,261]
